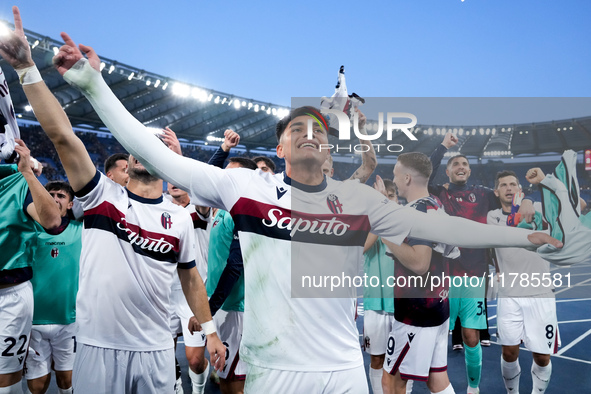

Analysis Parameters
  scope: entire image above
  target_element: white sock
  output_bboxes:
[406,379,414,394]
[0,381,23,394]
[369,367,383,394]
[531,361,551,394]
[432,383,455,394]
[501,357,521,393]
[57,388,73,394]
[189,359,210,394]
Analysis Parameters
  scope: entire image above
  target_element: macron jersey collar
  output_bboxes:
[126,189,163,204]
[283,172,328,193]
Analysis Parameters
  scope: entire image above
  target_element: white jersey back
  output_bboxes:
[171,204,210,291]
[189,168,415,371]
[488,206,553,297]
[76,172,196,351]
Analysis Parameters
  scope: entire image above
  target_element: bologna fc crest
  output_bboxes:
[50,248,59,258]
[161,212,173,229]
[469,193,476,203]
[326,194,343,214]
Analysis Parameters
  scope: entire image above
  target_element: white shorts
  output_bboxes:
[214,309,246,380]
[244,363,368,394]
[0,281,33,374]
[497,296,561,354]
[363,310,394,356]
[25,323,77,379]
[73,343,175,394]
[169,286,206,347]
[383,319,449,382]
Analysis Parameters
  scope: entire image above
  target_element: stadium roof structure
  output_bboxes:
[2,24,591,157]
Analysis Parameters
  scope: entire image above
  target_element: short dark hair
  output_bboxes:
[253,156,276,172]
[228,157,258,170]
[397,152,433,179]
[275,106,330,143]
[104,153,129,173]
[446,154,469,168]
[383,179,397,195]
[495,170,519,189]
[45,181,74,202]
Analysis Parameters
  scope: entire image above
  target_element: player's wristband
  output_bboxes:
[201,320,216,335]
[16,65,42,85]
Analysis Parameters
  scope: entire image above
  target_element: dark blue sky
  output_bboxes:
[3,0,590,108]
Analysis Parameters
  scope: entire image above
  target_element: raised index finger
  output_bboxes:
[12,6,24,36]
[60,32,79,52]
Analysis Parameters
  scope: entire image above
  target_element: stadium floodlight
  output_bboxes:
[248,102,253,109]
[507,127,512,132]
[206,136,214,141]
[492,128,496,135]
[31,40,39,49]
[154,79,161,88]
[208,94,213,101]
[233,100,241,109]
[146,80,151,86]
[459,129,464,136]
[100,62,106,71]
[128,72,135,81]
[191,88,207,102]
[228,99,233,106]
[53,47,59,55]
[162,82,168,90]
[0,22,10,37]
[254,104,259,112]
[436,128,440,135]
[485,128,490,135]
[261,106,266,111]
[108,65,115,74]
[266,108,271,115]
[24,105,32,112]
[271,108,277,116]
[221,97,227,104]
[214,96,220,104]
[241,101,246,107]
[172,82,190,97]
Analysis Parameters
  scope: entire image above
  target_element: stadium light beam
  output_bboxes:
[0,22,10,37]
[154,79,161,88]
[128,72,135,81]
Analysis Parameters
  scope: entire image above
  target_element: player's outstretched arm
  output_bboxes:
[178,267,226,370]
[53,33,232,208]
[406,209,562,250]
[348,109,377,183]
[0,7,95,192]
[15,139,61,229]
[383,239,432,275]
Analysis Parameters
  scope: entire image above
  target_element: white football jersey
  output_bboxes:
[76,172,196,351]
[488,206,553,297]
[171,204,211,292]
[188,167,415,371]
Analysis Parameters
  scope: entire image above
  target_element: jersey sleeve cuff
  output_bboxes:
[177,260,196,269]
[75,170,101,198]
